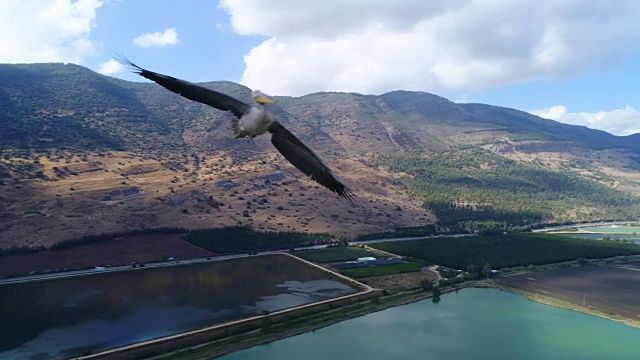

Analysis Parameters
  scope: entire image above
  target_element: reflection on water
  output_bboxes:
[0,255,355,360]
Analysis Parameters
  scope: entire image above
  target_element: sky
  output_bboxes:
[1,0,639,136]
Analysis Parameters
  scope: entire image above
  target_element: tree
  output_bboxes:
[481,262,492,278]
[420,279,433,292]
[260,317,273,334]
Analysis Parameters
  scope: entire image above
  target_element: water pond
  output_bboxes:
[0,254,355,360]
[222,288,640,360]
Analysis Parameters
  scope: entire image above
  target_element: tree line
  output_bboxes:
[354,225,437,241]
[184,226,331,254]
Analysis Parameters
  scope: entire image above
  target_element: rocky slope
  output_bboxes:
[1,63,638,248]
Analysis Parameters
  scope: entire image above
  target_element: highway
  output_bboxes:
[349,233,476,244]
[531,220,637,233]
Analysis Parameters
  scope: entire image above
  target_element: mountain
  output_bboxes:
[1,63,639,248]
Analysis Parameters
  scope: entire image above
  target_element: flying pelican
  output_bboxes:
[115,56,354,200]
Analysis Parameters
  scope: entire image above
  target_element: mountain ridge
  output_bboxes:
[1,63,639,248]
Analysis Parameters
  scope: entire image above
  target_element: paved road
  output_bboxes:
[350,233,475,245]
[531,221,637,233]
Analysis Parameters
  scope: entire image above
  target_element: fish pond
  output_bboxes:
[580,226,640,234]
[0,254,356,360]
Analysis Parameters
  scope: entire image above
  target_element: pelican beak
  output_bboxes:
[255,95,277,105]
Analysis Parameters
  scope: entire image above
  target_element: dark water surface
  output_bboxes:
[0,255,355,360]
[223,288,640,360]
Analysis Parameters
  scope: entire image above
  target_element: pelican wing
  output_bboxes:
[116,55,250,118]
[268,121,354,200]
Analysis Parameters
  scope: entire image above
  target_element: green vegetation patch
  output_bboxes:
[341,262,423,278]
[354,225,437,241]
[378,149,640,229]
[296,247,379,263]
[370,233,640,270]
[184,226,330,254]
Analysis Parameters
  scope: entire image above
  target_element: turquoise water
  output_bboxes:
[222,288,640,360]
[568,233,640,239]
[582,226,640,234]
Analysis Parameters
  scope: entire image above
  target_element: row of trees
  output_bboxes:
[184,226,331,254]
[354,225,437,241]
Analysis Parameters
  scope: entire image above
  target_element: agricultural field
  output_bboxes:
[369,233,640,270]
[498,262,640,320]
[295,247,379,263]
[341,262,423,279]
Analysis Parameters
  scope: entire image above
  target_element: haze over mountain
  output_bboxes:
[1,63,639,248]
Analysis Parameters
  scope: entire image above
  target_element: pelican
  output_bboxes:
[115,56,354,200]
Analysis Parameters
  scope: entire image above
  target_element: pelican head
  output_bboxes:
[252,90,277,105]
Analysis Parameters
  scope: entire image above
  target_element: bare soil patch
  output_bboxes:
[1,151,432,249]
[0,234,212,278]
[359,267,439,292]
[498,263,640,321]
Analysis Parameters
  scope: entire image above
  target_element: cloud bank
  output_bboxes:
[530,105,640,136]
[97,58,124,75]
[0,0,103,63]
[220,0,640,96]
[133,28,180,48]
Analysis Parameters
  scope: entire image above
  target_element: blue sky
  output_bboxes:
[1,0,639,135]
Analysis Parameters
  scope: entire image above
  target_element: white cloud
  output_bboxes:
[0,0,103,63]
[219,0,640,96]
[97,58,124,75]
[133,28,180,48]
[529,105,640,136]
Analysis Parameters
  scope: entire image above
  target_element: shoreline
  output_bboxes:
[493,283,640,329]
[146,288,443,360]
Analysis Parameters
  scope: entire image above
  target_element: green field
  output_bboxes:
[369,233,640,270]
[295,247,379,263]
[341,262,423,279]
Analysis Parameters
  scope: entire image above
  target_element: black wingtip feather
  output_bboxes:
[338,187,356,202]
[325,178,355,201]
[113,53,144,74]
